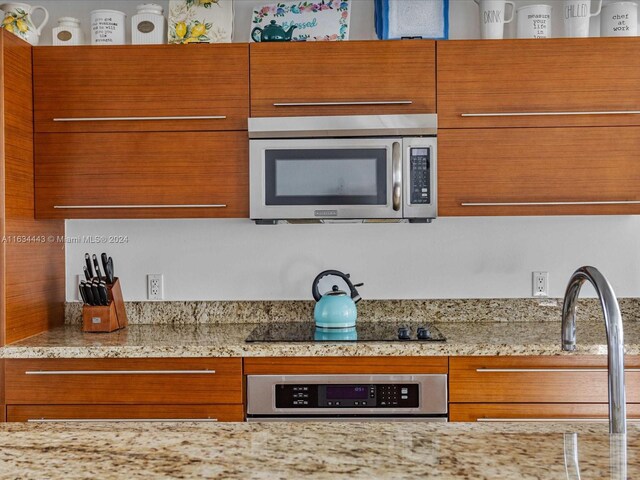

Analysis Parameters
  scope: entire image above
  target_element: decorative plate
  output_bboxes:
[168,0,233,44]
[251,0,350,42]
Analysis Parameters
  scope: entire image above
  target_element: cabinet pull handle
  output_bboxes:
[273,100,413,107]
[53,204,227,210]
[53,115,227,122]
[478,418,640,423]
[25,370,216,375]
[461,110,640,117]
[461,201,640,207]
[27,418,218,423]
[476,368,640,373]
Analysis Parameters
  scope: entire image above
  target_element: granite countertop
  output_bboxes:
[2,319,640,358]
[0,422,636,479]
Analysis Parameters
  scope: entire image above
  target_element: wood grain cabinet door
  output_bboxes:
[5,358,243,405]
[450,404,640,423]
[449,356,640,404]
[33,45,249,132]
[438,38,640,128]
[6,405,244,422]
[250,40,436,117]
[35,131,248,219]
[438,127,640,216]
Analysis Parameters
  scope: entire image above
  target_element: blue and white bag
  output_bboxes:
[375,0,449,40]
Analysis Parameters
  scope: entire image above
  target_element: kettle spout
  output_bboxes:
[285,25,296,39]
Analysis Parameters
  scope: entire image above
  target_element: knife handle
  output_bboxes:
[83,266,91,281]
[98,282,109,306]
[85,253,94,278]
[90,283,101,306]
[107,257,114,284]
[92,254,102,281]
[79,282,87,303]
[84,284,95,306]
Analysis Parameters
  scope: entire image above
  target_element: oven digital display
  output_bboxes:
[325,385,368,400]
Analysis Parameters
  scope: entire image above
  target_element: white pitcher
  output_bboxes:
[563,0,602,37]
[0,2,49,45]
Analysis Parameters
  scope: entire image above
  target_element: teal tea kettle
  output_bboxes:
[312,270,363,329]
[251,20,296,42]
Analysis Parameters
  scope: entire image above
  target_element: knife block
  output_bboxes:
[83,302,119,333]
[82,278,128,333]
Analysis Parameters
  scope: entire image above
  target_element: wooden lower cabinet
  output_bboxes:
[0,406,4,422]
[5,358,243,405]
[450,403,640,423]
[449,356,640,403]
[6,404,244,422]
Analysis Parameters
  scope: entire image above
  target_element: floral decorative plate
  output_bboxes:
[168,0,233,44]
[251,0,350,41]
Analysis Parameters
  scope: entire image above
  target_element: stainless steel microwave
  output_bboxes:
[248,114,437,224]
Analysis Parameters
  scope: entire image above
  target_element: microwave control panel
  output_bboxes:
[409,147,431,205]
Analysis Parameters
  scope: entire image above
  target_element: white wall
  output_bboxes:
[35,0,636,301]
[65,217,640,300]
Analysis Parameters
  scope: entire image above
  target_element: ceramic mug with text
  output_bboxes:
[601,1,638,37]
[475,0,515,39]
[517,4,552,38]
[563,0,602,37]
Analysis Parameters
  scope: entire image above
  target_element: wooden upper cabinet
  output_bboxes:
[35,131,248,219]
[437,38,640,128]
[438,126,640,216]
[250,40,436,117]
[33,44,249,132]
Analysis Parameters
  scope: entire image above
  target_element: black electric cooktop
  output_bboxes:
[245,322,446,343]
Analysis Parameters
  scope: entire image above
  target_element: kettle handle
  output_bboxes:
[251,26,263,42]
[312,270,363,303]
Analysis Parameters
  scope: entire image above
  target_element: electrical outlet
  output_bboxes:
[147,274,164,300]
[532,271,549,297]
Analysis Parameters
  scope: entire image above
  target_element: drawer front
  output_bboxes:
[35,131,248,219]
[5,358,243,405]
[250,40,435,117]
[438,38,640,128]
[34,45,249,132]
[6,404,244,422]
[244,356,448,375]
[438,127,640,216]
[450,403,640,423]
[450,356,640,403]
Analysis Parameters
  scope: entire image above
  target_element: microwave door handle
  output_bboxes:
[392,142,402,211]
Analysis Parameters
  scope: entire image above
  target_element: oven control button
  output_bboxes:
[401,395,408,400]
[401,388,408,394]
[335,402,340,406]
[354,401,360,406]
[327,401,333,406]
[362,401,367,406]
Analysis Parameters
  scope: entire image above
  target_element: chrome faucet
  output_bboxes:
[561,266,626,434]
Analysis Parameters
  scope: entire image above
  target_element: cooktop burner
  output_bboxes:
[245,322,446,343]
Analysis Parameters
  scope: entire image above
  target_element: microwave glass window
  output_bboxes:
[265,148,387,206]
[275,159,377,197]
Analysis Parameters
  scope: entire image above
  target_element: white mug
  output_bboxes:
[601,1,638,36]
[517,4,552,38]
[563,0,602,37]
[475,0,515,39]
[91,9,126,45]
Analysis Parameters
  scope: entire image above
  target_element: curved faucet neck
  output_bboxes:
[561,266,626,434]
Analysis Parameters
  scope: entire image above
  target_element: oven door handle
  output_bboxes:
[392,141,402,212]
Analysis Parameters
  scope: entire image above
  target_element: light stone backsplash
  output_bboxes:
[65,298,640,325]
